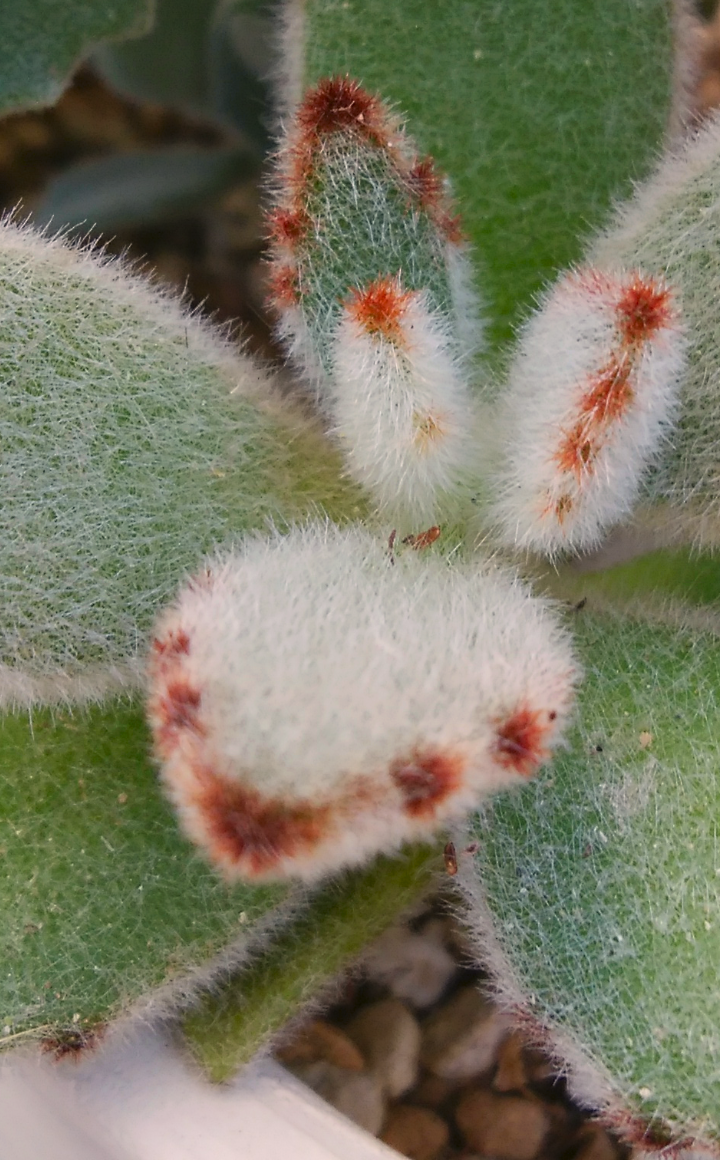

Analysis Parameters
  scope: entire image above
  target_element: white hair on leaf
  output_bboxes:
[147,523,579,883]
[494,267,686,558]
[445,241,485,368]
[264,77,488,523]
[331,277,476,523]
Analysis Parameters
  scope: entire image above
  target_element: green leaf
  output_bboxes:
[547,546,720,626]
[34,147,258,234]
[207,4,274,146]
[0,218,366,1046]
[303,0,674,352]
[0,219,364,679]
[0,700,285,1042]
[589,119,720,542]
[94,0,273,146]
[184,844,439,1080]
[0,0,153,115]
[467,610,720,1133]
[93,0,217,118]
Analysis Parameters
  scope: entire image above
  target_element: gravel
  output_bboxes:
[275,900,627,1160]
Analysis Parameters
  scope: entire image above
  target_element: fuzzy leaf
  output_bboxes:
[184,844,438,1080]
[267,76,483,523]
[0,0,153,115]
[591,117,720,546]
[0,219,362,688]
[148,523,578,882]
[0,218,363,1045]
[302,0,674,351]
[464,610,720,1137]
[0,700,284,1043]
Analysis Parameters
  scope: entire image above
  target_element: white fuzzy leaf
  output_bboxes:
[148,523,578,882]
[494,267,686,557]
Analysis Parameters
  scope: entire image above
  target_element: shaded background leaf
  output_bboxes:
[93,0,274,148]
[0,0,153,116]
[34,145,258,233]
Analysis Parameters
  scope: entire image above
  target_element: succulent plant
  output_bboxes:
[147,522,577,881]
[5,1,720,1154]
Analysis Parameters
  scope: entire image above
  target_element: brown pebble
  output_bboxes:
[421,985,511,1080]
[417,915,455,948]
[455,1089,550,1160]
[5,119,52,152]
[276,1019,365,1070]
[544,1100,576,1154]
[345,998,421,1098]
[363,925,457,1009]
[381,1104,449,1160]
[291,1060,385,1135]
[573,1122,622,1160]
[493,1031,528,1093]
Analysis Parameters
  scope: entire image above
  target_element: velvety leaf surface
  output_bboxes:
[304,0,673,351]
[0,0,153,115]
[1,700,283,1043]
[550,547,720,619]
[468,611,720,1131]
[0,219,363,678]
[0,219,363,1049]
[184,844,439,1080]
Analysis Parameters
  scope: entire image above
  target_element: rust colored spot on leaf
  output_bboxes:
[192,771,332,876]
[406,156,444,207]
[443,840,458,876]
[438,212,464,245]
[405,156,464,243]
[554,420,600,479]
[615,275,673,348]
[41,1024,104,1062]
[164,681,201,729]
[151,629,190,658]
[494,706,552,778]
[266,262,300,309]
[391,748,464,817]
[268,207,310,248]
[402,525,441,550]
[579,354,634,425]
[549,272,676,501]
[151,679,204,757]
[345,275,414,343]
[554,493,574,524]
[297,76,387,145]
